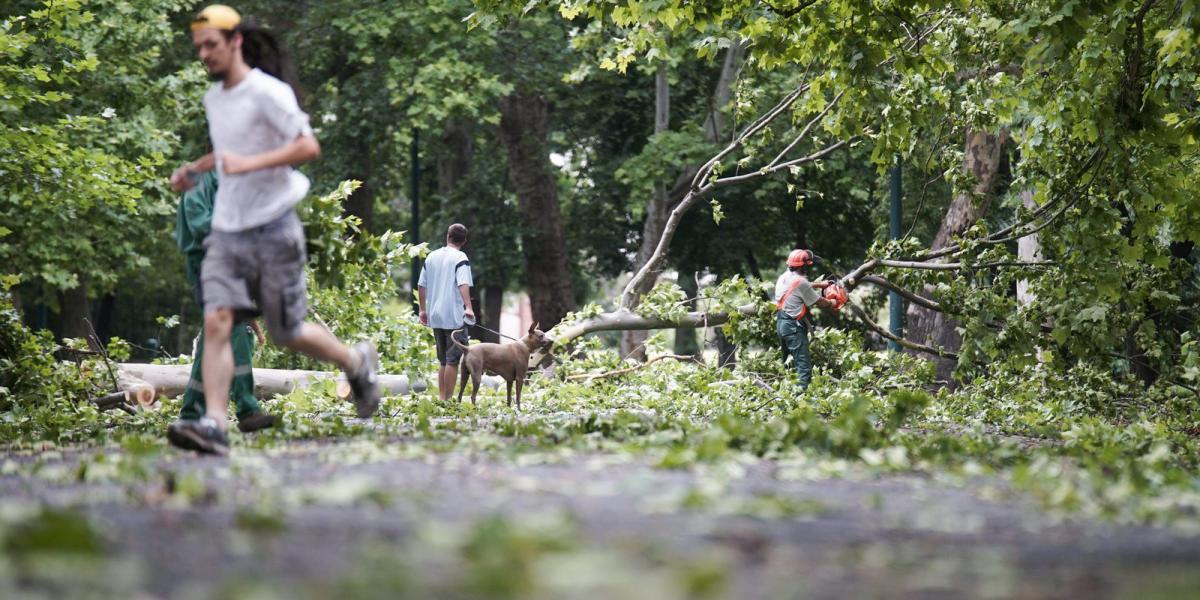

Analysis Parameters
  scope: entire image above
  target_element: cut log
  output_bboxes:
[115,364,504,402]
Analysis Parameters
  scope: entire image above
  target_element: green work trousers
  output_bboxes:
[777,313,812,389]
[179,323,261,421]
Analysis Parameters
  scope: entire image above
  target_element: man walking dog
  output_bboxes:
[417,223,476,402]
[167,5,380,455]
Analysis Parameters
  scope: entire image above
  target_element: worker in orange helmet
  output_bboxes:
[774,249,848,388]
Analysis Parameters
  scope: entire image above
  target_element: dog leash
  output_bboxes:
[464,321,520,342]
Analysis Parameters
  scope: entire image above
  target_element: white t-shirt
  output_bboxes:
[204,68,313,232]
[775,271,820,318]
[418,246,474,329]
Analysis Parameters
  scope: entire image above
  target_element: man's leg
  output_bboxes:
[201,308,236,425]
[794,323,812,389]
[179,334,206,421]
[230,324,262,420]
[441,328,465,402]
[259,214,379,417]
[777,317,812,389]
[283,322,357,372]
[440,365,458,402]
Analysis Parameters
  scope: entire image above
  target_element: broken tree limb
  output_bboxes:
[620,80,853,310]
[856,276,943,312]
[846,302,959,360]
[87,372,157,413]
[877,259,1057,271]
[90,391,136,415]
[537,304,763,367]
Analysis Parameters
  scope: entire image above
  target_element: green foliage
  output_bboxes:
[0,279,110,431]
[0,0,204,305]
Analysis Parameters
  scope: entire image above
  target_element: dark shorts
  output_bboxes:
[200,211,308,344]
[434,327,469,366]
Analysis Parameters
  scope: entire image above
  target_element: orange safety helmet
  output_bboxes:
[787,249,814,268]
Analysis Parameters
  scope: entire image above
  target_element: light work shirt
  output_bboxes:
[418,246,474,329]
[775,271,820,319]
[204,68,313,232]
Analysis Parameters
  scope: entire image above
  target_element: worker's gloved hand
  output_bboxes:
[823,283,849,311]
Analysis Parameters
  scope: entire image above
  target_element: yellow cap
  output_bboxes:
[191,4,241,31]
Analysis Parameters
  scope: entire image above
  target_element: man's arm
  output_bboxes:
[221,133,320,175]
[458,284,475,321]
[169,153,216,192]
[418,286,428,326]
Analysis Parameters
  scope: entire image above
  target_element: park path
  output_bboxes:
[2,440,1199,599]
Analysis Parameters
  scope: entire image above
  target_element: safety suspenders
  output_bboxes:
[776,278,810,321]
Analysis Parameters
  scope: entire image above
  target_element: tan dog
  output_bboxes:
[452,322,550,409]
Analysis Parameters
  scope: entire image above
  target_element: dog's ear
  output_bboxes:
[529,321,539,334]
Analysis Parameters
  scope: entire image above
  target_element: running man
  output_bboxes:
[174,169,275,433]
[167,5,380,454]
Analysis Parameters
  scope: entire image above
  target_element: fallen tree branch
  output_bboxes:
[857,276,943,312]
[846,302,959,360]
[90,391,136,415]
[621,81,849,309]
[566,354,696,382]
[538,303,763,366]
[877,259,1057,270]
[912,147,1106,262]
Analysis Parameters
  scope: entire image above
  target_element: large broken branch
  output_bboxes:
[911,147,1106,262]
[620,86,849,309]
[537,303,762,366]
[846,303,959,360]
[877,259,1056,270]
[856,276,942,312]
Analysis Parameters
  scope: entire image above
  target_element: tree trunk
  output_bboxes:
[346,138,375,231]
[435,120,492,341]
[94,293,116,345]
[622,45,747,357]
[714,327,738,369]
[906,129,1008,381]
[621,60,673,360]
[1016,189,1040,307]
[59,281,92,343]
[702,40,747,143]
[437,121,474,196]
[497,93,576,329]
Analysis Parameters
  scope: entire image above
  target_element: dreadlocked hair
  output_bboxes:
[223,19,302,99]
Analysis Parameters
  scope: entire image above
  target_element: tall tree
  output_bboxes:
[905,129,1009,380]
[497,93,577,327]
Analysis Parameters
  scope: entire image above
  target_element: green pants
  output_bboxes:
[179,324,261,420]
[777,313,812,389]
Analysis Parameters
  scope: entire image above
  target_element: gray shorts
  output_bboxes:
[201,211,307,344]
[433,327,469,366]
